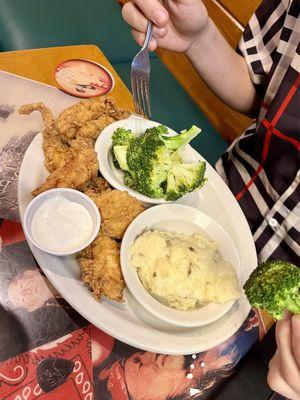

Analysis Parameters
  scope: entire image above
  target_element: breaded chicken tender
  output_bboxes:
[54,97,131,142]
[108,107,131,121]
[83,176,111,193]
[32,137,98,196]
[94,190,145,239]
[79,233,125,301]
[77,115,115,140]
[19,98,131,174]
[19,102,69,172]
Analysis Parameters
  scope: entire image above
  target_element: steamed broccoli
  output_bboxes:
[243,260,300,320]
[166,162,206,200]
[124,171,136,189]
[113,145,130,171]
[142,124,201,151]
[127,129,173,198]
[112,128,134,168]
[112,127,135,146]
[111,124,206,199]
[162,125,201,150]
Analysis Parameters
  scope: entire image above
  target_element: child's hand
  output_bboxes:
[122,0,209,53]
[268,313,300,400]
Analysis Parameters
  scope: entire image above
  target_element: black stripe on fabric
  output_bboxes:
[232,150,276,210]
[255,225,275,254]
[221,152,264,233]
[288,227,300,245]
[231,132,277,211]
[288,0,300,18]
[260,63,299,123]
[269,238,300,265]
[276,83,300,134]
[263,10,286,45]
[238,189,265,234]
[263,139,299,196]
[284,184,300,212]
[243,26,254,42]
[264,50,281,87]
[251,60,265,76]
[221,151,247,198]
[280,27,293,42]
[247,46,258,55]
[255,0,283,29]
[255,211,286,254]
[251,177,277,210]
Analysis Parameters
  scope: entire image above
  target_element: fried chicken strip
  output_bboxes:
[55,97,132,143]
[19,102,69,172]
[79,233,125,301]
[32,137,98,196]
[55,97,116,141]
[109,107,131,121]
[77,115,115,140]
[91,190,145,239]
[83,176,111,193]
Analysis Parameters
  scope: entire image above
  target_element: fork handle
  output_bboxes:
[141,21,153,51]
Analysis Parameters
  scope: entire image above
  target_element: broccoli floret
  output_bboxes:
[113,145,130,171]
[142,124,201,151]
[144,125,168,136]
[127,128,173,198]
[171,151,183,164]
[124,171,136,189]
[243,260,300,320]
[112,128,135,168]
[162,125,201,150]
[112,128,135,146]
[165,161,206,201]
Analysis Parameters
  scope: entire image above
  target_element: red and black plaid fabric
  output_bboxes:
[216,0,300,265]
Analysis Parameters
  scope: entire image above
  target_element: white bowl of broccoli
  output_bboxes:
[95,116,207,204]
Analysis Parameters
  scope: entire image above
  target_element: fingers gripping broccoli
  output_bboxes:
[243,260,300,320]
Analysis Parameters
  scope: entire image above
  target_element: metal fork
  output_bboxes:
[131,21,153,117]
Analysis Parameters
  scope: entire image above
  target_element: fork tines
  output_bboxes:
[131,21,152,118]
[131,75,151,117]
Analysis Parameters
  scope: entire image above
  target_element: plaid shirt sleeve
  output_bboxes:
[238,0,290,92]
[216,0,300,265]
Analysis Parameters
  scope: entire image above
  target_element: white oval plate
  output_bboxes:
[121,204,241,328]
[18,131,257,355]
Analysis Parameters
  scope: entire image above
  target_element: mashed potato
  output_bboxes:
[130,230,240,310]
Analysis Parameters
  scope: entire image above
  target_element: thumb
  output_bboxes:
[291,314,300,368]
[133,0,169,27]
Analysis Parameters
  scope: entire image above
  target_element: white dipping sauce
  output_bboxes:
[31,196,93,252]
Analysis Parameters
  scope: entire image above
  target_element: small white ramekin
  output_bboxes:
[23,188,101,256]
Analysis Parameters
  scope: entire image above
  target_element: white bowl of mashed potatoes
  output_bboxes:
[121,204,241,328]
